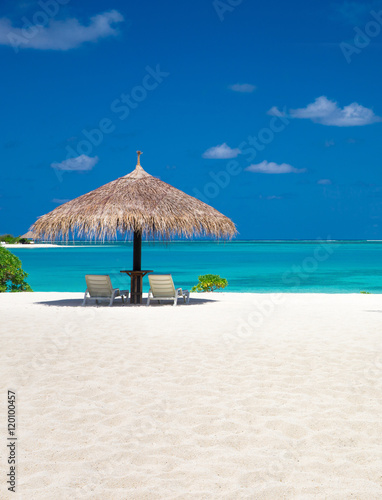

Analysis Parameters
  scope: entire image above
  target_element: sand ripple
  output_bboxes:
[1,292,382,499]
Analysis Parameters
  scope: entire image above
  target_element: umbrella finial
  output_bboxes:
[136,150,142,166]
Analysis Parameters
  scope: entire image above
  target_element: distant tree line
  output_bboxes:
[0,234,31,244]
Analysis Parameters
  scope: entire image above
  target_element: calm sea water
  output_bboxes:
[10,241,382,293]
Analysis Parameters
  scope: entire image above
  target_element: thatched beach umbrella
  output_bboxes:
[31,151,237,302]
[20,231,35,240]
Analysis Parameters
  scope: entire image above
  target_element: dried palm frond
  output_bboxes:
[31,161,237,241]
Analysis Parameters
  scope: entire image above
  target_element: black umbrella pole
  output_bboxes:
[131,231,142,304]
[133,231,142,271]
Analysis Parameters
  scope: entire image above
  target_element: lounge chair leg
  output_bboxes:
[82,290,89,306]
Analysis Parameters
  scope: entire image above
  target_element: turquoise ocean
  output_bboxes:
[10,241,382,293]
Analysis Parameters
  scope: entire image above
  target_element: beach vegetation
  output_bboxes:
[0,234,31,244]
[0,247,32,292]
[191,274,228,292]
[0,234,19,243]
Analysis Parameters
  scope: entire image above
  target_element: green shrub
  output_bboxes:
[0,247,32,292]
[191,274,228,293]
[0,234,19,244]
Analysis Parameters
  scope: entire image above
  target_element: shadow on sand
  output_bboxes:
[35,297,215,307]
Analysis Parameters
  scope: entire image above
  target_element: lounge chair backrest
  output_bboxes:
[85,275,113,298]
[148,274,176,297]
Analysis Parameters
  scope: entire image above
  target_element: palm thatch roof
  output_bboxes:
[20,230,36,240]
[31,157,237,241]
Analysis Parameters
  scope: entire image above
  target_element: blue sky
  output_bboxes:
[1,0,382,239]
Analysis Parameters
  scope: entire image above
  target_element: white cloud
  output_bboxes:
[265,195,283,200]
[51,155,99,171]
[52,198,71,204]
[318,179,332,185]
[202,143,241,159]
[229,83,256,93]
[325,139,335,147]
[0,10,124,51]
[289,96,381,126]
[267,106,286,117]
[245,161,306,174]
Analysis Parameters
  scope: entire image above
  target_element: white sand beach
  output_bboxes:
[3,244,75,248]
[1,292,382,499]
[1,243,62,250]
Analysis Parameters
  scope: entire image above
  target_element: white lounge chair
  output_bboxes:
[147,274,190,306]
[82,275,129,306]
